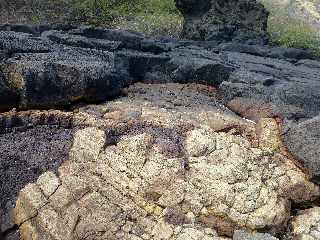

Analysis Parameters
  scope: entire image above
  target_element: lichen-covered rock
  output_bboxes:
[233,230,279,240]
[14,83,320,240]
[175,0,269,44]
[291,207,320,240]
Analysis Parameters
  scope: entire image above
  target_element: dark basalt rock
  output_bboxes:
[0,25,318,118]
[175,0,269,44]
[0,125,74,238]
[0,25,319,186]
[284,116,320,184]
[0,47,129,110]
[220,52,320,120]
[0,23,320,240]
[150,47,235,85]
[0,23,76,36]
[0,72,19,112]
[69,26,146,51]
[0,31,54,55]
[42,30,123,51]
[218,42,316,61]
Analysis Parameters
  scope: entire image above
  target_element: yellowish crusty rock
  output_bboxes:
[14,83,320,240]
[291,207,320,240]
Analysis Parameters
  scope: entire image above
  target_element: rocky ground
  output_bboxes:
[2,83,319,240]
[0,2,320,238]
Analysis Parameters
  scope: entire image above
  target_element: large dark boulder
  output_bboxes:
[220,52,320,120]
[149,47,235,85]
[284,116,320,184]
[42,30,122,51]
[0,48,129,110]
[175,0,269,44]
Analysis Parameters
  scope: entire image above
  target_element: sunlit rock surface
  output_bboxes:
[291,207,320,240]
[14,83,320,240]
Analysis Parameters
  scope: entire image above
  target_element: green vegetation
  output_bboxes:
[260,0,320,56]
[268,19,320,55]
[66,0,182,37]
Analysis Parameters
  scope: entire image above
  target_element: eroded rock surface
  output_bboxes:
[0,25,319,116]
[175,0,269,44]
[291,207,320,240]
[233,230,279,240]
[1,24,320,240]
[14,83,320,240]
[284,116,320,184]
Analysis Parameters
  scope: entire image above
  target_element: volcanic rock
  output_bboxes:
[0,24,320,240]
[175,0,269,44]
[283,116,320,184]
[13,83,320,240]
[291,207,320,240]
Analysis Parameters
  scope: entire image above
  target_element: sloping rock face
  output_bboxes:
[13,83,320,240]
[284,116,320,184]
[175,0,269,44]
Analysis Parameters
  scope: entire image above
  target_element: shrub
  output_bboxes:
[260,0,320,56]
[268,19,320,55]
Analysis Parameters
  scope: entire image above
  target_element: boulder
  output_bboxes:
[175,0,269,44]
[0,25,319,116]
[0,48,128,110]
[42,30,123,51]
[0,23,76,36]
[284,116,320,184]
[220,52,320,121]
[69,26,146,50]
[218,42,317,60]
[143,47,234,85]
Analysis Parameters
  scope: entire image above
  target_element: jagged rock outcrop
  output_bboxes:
[175,0,269,44]
[13,83,320,240]
[0,26,319,118]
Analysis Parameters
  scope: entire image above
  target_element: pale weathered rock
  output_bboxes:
[291,207,320,240]
[233,230,279,240]
[36,172,60,198]
[14,83,320,240]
